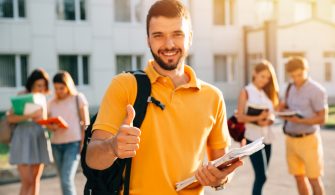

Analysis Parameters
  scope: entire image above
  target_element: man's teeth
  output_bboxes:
[163,51,177,56]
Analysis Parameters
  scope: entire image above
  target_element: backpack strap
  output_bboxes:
[123,70,151,195]
[283,83,293,134]
[284,83,292,109]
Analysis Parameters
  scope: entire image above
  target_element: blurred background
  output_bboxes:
[0,0,334,194]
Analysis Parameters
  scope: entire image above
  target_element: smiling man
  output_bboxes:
[86,0,242,194]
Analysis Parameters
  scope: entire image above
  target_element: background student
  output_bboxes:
[236,60,279,195]
[7,69,53,195]
[47,71,89,195]
[280,57,327,195]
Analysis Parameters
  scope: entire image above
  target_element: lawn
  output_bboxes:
[326,105,335,128]
[0,144,10,169]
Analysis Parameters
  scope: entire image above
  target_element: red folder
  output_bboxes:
[37,117,69,129]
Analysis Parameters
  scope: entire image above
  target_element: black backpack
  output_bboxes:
[81,70,152,195]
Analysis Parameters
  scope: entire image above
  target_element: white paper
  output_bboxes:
[175,137,265,191]
[23,103,42,115]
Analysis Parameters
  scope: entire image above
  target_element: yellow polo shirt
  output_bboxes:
[93,60,231,195]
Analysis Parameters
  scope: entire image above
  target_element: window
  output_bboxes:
[324,51,335,82]
[0,0,25,18]
[325,62,332,82]
[59,55,89,86]
[116,55,143,74]
[256,0,274,25]
[214,55,237,83]
[213,0,234,26]
[115,0,142,23]
[0,54,28,88]
[282,52,305,82]
[56,0,86,21]
[294,0,312,22]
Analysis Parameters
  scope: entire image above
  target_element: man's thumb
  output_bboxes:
[123,104,136,126]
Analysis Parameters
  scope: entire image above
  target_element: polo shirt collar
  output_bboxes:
[145,60,201,90]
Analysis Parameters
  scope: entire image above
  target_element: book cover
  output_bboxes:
[37,117,69,129]
[246,104,267,116]
[246,104,268,125]
[11,93,46,115]
[23,103,42,115]
[275,111,303,118]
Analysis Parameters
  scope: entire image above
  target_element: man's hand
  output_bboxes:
[195,159,243,187]
[110,105,141,159]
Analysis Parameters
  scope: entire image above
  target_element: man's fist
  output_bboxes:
[111,105,141,159]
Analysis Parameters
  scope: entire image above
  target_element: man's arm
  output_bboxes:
[86,130,118,170]
[86,105,141,170]
[282,109,328,126]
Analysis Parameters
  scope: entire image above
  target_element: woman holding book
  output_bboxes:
[47,71,89,195]
[7,68,53,195]
[235,60,279,195]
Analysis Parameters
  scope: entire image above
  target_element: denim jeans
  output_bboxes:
[247,139,272,195]
[52,141,80,195]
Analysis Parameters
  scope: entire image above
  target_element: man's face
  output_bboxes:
[288,68,308,85]
[147,16,192,70]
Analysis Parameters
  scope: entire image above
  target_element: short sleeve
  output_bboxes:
[47,99,53,116]
[207,94,231,150]
[92,73,137,135]
[78,93,88,108]
[311,88,328,112]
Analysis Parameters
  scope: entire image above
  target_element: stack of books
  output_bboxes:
[10,93,46,115]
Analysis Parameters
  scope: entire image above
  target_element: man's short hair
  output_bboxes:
[146,0,191,37]
[285,56,309,73]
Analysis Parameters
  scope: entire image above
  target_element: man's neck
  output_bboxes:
[152,61,189,88]
[294,78,308,89]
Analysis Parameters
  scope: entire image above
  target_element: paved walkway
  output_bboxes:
[0,126,334,195]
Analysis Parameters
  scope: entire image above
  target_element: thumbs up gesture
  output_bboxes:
[111,105,141,159]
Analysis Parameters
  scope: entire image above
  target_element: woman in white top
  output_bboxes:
[236,60,279,195]
[47,71,90,195]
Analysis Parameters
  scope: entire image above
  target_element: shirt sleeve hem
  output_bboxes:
[92,124,118,135]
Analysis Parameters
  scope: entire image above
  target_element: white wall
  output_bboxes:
[0,0,245,111]
[277,20,335,97]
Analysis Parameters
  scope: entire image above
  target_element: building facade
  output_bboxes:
[0,0,334,110]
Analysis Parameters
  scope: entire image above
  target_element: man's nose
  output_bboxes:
[165,37,175,49]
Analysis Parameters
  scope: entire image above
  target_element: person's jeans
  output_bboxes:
[247,139,272,195]
[52,141,80,195]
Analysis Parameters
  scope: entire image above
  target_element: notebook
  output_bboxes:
[11,93,46,115]
[275,111,303,118]
[37,117,69,129]
[175,137,265,191]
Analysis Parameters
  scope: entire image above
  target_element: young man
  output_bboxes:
[281,57,328,195]
[85,0,243,194]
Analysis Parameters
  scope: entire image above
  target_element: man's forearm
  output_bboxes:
[300,116,326,125]
[86,138,118,170]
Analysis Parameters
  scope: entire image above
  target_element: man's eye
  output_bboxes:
[153,34,163,38]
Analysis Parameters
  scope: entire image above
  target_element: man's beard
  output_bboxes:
[150,48,185,71]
